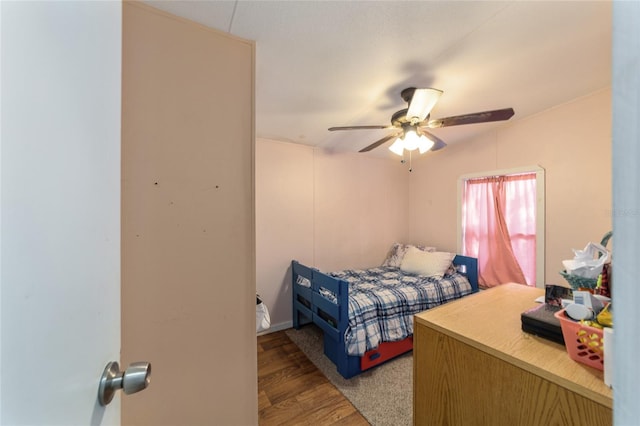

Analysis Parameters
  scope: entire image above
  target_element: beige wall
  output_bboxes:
[409,88,612,286]
[256,139,410,328]
[313,148,411,271]
[256,139,314,328]
[122,3,256,425]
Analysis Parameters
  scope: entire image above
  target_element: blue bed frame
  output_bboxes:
[291,255,479,379]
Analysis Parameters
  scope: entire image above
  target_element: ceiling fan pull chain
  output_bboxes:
[409,151,413,172]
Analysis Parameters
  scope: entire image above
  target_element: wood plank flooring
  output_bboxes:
[258,330,370,425]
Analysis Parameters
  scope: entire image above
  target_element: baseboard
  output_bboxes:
[257,320,293,336]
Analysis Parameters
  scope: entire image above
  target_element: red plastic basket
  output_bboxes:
[554,309,604,371]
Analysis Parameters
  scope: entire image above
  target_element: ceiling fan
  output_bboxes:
[328,87,515,154]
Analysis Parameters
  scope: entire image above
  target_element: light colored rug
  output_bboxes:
[286,325,412,426]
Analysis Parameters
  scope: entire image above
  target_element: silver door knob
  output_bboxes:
[98,361,151,406]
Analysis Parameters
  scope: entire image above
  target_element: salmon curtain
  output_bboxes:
[462,174,536,287]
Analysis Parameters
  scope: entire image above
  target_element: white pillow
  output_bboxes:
[400,247,455,278]
[382,243,436,268]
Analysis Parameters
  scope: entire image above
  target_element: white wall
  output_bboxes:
[1,2,121,424]
[256,139,410,329]
[612,1,640,424]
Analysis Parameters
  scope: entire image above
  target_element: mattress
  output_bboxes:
[325,266,473,356]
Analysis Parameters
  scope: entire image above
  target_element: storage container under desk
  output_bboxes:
[413,283,612,426]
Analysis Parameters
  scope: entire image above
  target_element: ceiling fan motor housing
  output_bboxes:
[400,87,417,103]
[391,108,416,127]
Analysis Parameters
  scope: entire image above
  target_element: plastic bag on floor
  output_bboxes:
[256,294,271,333]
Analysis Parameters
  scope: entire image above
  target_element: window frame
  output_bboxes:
[457,165,546,288]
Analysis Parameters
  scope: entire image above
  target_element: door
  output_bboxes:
[121,4,257,425]
[1,2,122,424]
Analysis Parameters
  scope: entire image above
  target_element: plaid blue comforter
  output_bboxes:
[327,266,473,356]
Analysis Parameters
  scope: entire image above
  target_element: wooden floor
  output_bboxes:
[258,330,370,425]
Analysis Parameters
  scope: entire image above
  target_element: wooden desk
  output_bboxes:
[413,283,612,426]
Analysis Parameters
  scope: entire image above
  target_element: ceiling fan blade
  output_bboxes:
[420,129,447,151]
[431,139,447,151]
[328,125,389,131]
[427,108,515,128]
[406,88,443,122]
[359,133,399,153]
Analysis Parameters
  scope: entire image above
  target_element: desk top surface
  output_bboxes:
[415,283,612,407]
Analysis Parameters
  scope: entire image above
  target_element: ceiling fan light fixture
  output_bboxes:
[417,134,435,154]
[388,128,434,156]
[388,138,405,156]
[403,128,421,151]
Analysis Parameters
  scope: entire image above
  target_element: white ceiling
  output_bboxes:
[146,1,612,158]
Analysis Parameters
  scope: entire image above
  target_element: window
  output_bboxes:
[458,166,545,288]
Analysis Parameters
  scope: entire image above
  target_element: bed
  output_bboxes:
[291,252,479,379]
